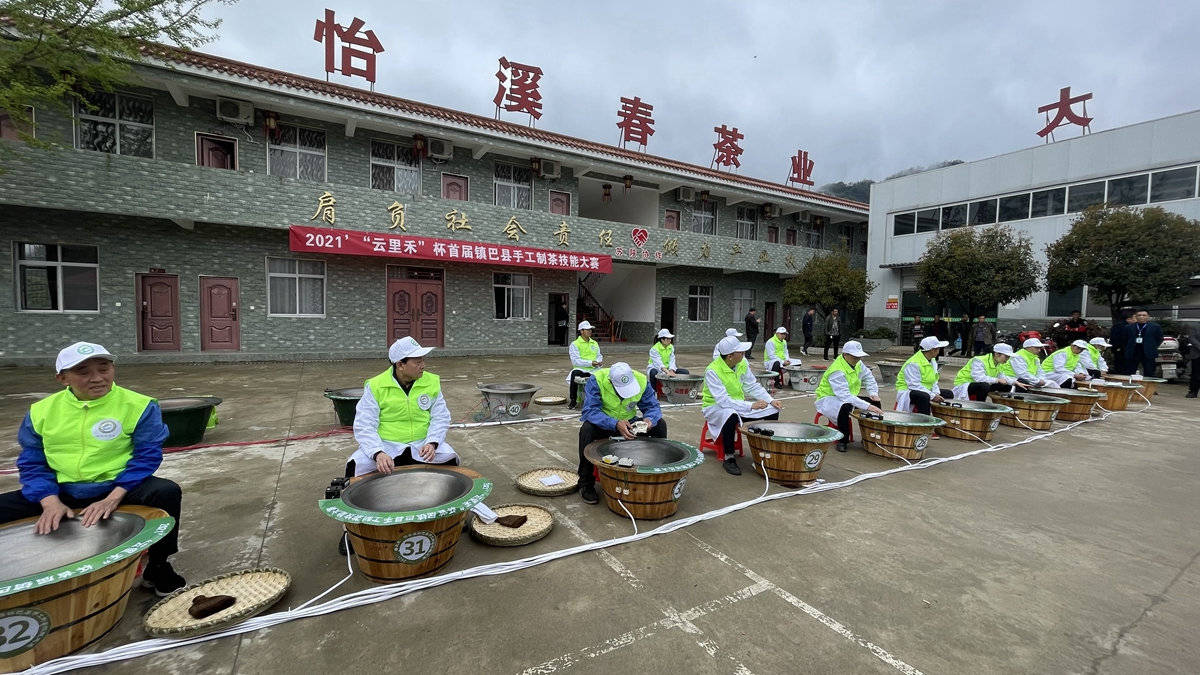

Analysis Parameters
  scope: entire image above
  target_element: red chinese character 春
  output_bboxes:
[787,150,815,187]
[711,125,744,169]
[314,9,385,84]
[1036,86,1093,140]
[494,57,544,122]
[616,96,655,151]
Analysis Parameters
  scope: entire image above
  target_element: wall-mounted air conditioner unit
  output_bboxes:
[762,204,782,219]
[427,138,454,160]
[677,186,695,202]
[216,97,254,125]
[539,159,561,179]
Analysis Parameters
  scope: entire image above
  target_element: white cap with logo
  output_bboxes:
[656,328,675,339]
[389,336,434,363]
[724,328,743,337]
[55,342,114,373]
[1022,337,1047,349]
[919,336,949,350]
[992,343,1014,356]
[578,320,594,331]
[1089,337,1111,347]
[775,326,788,334]
[1071,339,1089,349]
[608,362,642,398]
[842,340,869,357]
[716,335,752,355]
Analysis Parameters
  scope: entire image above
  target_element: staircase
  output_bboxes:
[579,274,618,342]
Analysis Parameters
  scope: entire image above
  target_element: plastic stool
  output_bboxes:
[812,412,854,442]
[699,421,743,461]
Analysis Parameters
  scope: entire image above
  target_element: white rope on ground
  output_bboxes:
[23,395,1153,674]
[616,498,638,536]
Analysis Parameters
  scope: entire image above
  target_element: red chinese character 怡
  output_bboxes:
[616,96,655,151]
[1036,86,1093,140]
[494,57,544,121]
[787,150,815,186]
[314,9,385,84]
[711,124,744,169]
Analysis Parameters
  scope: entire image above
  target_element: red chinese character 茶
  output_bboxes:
[787,150,815,186]
[1036,86,1093,141]
[616,96,655,151]
[711,124,744,169]
[494,57,544,122]
[314,8,385,84]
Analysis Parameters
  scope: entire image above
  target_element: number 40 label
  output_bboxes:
[394,531,437,564]
[0,608,51,657]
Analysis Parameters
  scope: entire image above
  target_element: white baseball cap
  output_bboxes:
[724,328,743,337]
[716,336,752,355]
[992,343,1014,356]
[1071,339,1089,349]
[1089,337,1111,347]
[919,336,949,350]
[656,328,675,339]
[775,326,788,334]
[842,340,869,357]
[388,336,434,362]
[1022,338,1047,349]
[578,320,594,331]
[608,362,642,398]
[55,342,114,373]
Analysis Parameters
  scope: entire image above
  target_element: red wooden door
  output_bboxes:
[139,274,180,351]
[388,281,444,347]
[549,190,571,215]
[765,302,777,333]
[441,174,468,201]
[197,134,235,169]
[200,276,240,350]
[415,283,443,346]
[664,209,680,230]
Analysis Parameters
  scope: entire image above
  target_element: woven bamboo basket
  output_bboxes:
[989,392,1068,430]
[740,422,842,487]
[468,504,554,547]
[1083,381,1143,411]
[930,400,1013,441]
[852,410,945,460]
[584,439,703,520]
[143,568,291,638]
[1031,387,1102,421]
[514,467,578,497]
[1105,375,1162,398]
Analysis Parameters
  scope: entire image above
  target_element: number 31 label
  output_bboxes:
[0,608,51,657]
[394,531,436,564]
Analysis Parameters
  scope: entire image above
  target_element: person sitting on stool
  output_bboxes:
[1011,338,1052,388]
[567,321,603,410]
[895,336,953,423]
[951,343,1024,401]
[1081,337,1111,379]
[577,362,665,505]
[1041,340,1091,389]
[813,341,883,452]
[647,328,688,392]
[702,336,782,476]
[763,326,796,389]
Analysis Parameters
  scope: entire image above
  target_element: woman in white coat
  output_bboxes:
[702,335,781,476]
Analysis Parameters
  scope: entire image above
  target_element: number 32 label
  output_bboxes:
[0,608,51,657]
[394,531,436,564]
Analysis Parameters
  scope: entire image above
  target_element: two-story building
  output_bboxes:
[0,45,868,363]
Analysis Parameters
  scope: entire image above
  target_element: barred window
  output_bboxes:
[494,163,533,209]
[75,91,153,157]
[268,124,326,181]
[370,140,421,195]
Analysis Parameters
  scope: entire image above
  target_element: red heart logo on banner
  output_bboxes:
[631,228,649,248]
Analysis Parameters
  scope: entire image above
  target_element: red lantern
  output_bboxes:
[602,183,613,203]
[622,175,633,195]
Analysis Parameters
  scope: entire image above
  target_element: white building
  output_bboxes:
[865,108,1200,337]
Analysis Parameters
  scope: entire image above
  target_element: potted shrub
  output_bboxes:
[854,326,898,353]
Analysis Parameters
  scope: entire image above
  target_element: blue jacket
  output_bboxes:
[581,376,662,430]
[17,402,168,502]
[1123,321,1163,355]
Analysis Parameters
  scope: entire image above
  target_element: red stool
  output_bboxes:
[699,421,743,461]
[812,412,854,442]
[653,379,665,398]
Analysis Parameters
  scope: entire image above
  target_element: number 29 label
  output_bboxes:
[394,531,437,564]
[0,608,51,657]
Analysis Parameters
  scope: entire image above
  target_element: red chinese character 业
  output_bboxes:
[616,96,655,151]
[711,124,744,169]
[1036,86,1093,140]
[314,9,385,84]
[787,150,815,186]
[494,57,544,121]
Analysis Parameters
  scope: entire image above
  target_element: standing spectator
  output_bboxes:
[743,308,760,361]
[1185,321,1200,398]
[1110,313,1133,374]
[932,314,951,359]
[822,308,841,360]
[1123,310,1163,377]
[951,313,973,357]
[801,308,816,356]
[972,314,996,356]
[1063,310,1088,343]
[910,315,925,352]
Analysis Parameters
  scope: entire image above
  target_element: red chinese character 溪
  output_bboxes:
[1036,86,1093,139]
[787,150,815,186]
[616,96,655,151]
[711,124,744,169]
[494,57,544,121]
[313,9,385,84]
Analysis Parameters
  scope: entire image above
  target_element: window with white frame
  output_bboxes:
[732,288,755,322]
[15,243,99,312]
[268,124,326,181]
[493,273,531,319]
[75,91,153,157]
[688,285,711,322]
[800,220,823,248]
[690,201,716,235]
[370,140,420,195]
[735,206,758,240]
[494,163,533,209]
[267,258,325,316]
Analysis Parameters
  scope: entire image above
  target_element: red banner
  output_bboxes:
[289,225,613,273]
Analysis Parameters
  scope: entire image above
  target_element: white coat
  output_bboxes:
[814,362,880,422]
[647,344,677,374]
[701,362,776,439]
[950,357,1018,400]
[1044,350,1088,387]
[1079,349,1108,373]
[894,358,941,412]
[763,337,795,371]
[566,339,603,384]
[349,380,457,475]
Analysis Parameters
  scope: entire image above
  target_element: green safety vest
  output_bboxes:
[895,351,937,392]
[366,368,441,444]
[29,385,154,485]
[1014,349,1041,375]
[574,337,600,372]
[592,368,648,421]
[954,354,1015,386]
[648,342,674,370]
[1085,344,1103,368]
[766,335,787,362]
[814,356,860,399]
[1042,347,1081,373]
[702,358,745,406]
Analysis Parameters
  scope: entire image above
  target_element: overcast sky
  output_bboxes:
[199,0,1200,187]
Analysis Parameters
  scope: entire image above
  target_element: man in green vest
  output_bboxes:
[567,321,603,410]
[1041,339,1091,388]
[763,326,796,389]
[895,336,953,418]
[702,336,781,475]
[951,343,1023,401]
[1081,337,1111,379]
[1010,338,1051,387]
[647,328,689,393]
[814,341,882,452]
[0,342,186,596]
[577,362,665,504]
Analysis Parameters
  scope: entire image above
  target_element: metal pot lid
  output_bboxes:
[477,382,540,394]
[854,410,946,426]
[932,400,1014,413]
[992,392,1070,404]
[584,438,703,474]
[324,387,364,399]
[742,421,842,443]
[157,397,216,412]
[1030,387,1102,399]
[660,373,703,381]
[1086,381,1143,389]
[319,466,492,525]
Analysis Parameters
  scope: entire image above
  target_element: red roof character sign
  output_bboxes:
[616,96,655,151]
[1036,86,1093,141]
[314,9,385,86]
[711,124,744,169]
[494,57,544,124]
[787,150,815,187]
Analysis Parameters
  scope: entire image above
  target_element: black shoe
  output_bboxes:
[567,401,577,410]
[723,458,741,476]
[141,561,186,597]
[836,441,848,453]
[580,484,599,504]
[1187,392,1198,398]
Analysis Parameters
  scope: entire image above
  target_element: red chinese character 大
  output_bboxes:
[616,96,655,151]
[313,8,385,84]
[787,150,815,186]
[494,57,544,121]
[711,124,744,169]
[1036,86,1093,139]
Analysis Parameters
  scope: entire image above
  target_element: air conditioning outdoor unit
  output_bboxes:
[762,204,782,219]
[797,210,811,223]
[426,138,454,160]
[215,97,254,125]
[677,186,695,202]
[538,159,561,179]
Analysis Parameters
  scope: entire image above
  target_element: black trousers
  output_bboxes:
[577,419,668,486]
[0,476,182,564]
[719,411,778,455]
[803,331,813,352]
[1087,369,1102,379]
[967,382,1012,401]
[909,389,953,416]
[766,361,787,387]
[1124,351,1157,378]
[745,334,758,360]
[1189,359,1199,394]
[836,395,878,441]
[823,336,840,360]
[1058,378,1077,389]
[568,370,593,405]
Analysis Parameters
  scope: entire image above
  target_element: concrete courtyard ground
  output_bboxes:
[1,347,1198,674]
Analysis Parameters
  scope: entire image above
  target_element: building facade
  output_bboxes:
[0,48,868,364]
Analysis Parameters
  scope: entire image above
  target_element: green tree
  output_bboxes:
[1,0,230,147]
[1046,206,1200,323]
[818,179,872,204]
[782,248,877,319]
[915,225,1042,317]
